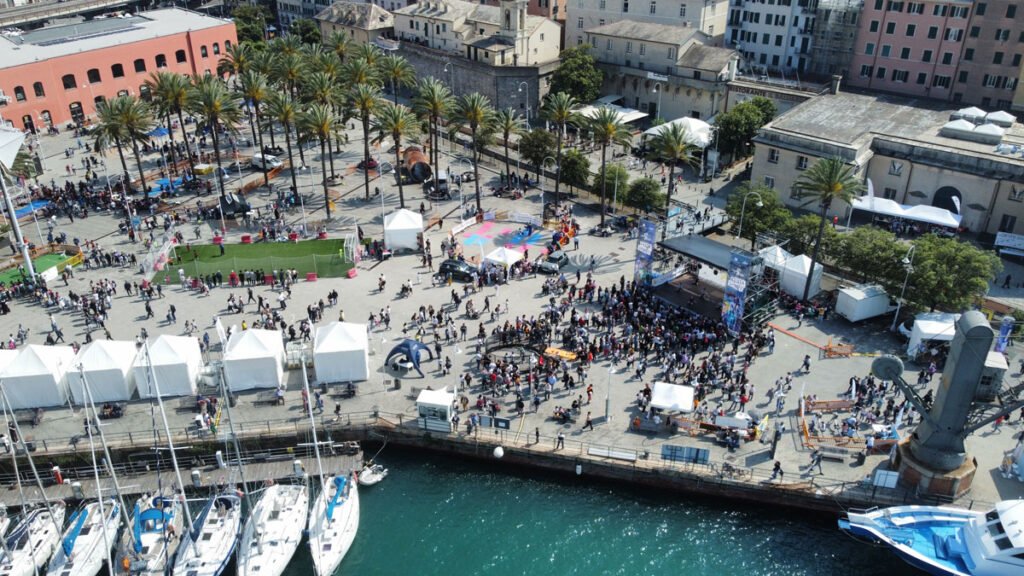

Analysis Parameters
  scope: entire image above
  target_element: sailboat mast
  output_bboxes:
[0,385,63,537]
[216,363,255,513]
[142,341,199,556]
[299,363,326,486]
[83,384,115,573]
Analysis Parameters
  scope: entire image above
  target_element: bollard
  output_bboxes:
[191,469,202,488]
[293,460,304,478]
[71,481,84,499]
[215,450,226,469]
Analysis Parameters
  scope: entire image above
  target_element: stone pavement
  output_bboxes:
[2,118,1021,510]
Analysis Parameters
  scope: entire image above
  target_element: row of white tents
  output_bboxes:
[0,322,371,409]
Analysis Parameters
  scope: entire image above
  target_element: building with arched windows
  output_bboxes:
[0,8,236,132]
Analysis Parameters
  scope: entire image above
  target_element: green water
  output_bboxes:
[280,448,902,576]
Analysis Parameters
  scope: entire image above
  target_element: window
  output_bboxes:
[993,52,1003,64]
[225,40,232,48]
[763,176,775,189]
[626,41,632,53]
[995,29,1009,41]
[577,17,583,28]
[942,52,953,65]
[117,89,129,97]
[883,187,898,200]
[13,86,24,102]
[932,75,951,88]
[599,0,605,8]
[796,156,808,170]
[176,49,187,63]
[860,64,874,77]
[975,2,986,15]
[1007,4,1016,17]
[768,149,779,163]
[622,0,629,12]
[892,69,908,82]
[668,46,676,59]
[874,0,882,8]
[889,160,903,176]
[111,64,124,78]
[905,23,915,36]
[156,54,167,68]
[885,21,895,34]
[962,48,972,61]
[881,45,891,57]
[916,72,927,84]
[639,43,646,55]
[969,26,979,38]
[945,28,962,41]
[869,20,879,33]
[923,50,932,62]
[958,71,968,83]
[899,47,910,59]
[86,68,101,84]
[927,26,938,39]
[134,59,147,73]
[876,66,887,78]
[1014,54,1022,67]
[212,43,220,55]
[200,46,208,58]
[33,82,44,98]
[649,0,656,13]
[1010,186,1023,203]
[61,74,77,90]
[679,3,685,16]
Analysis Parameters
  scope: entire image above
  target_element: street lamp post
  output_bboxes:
[736,190,763,241]
[541,155,556,223]
[891,245,916,332]
[443,62,455,96]
[517,81,529,124]
[651,83,663,120]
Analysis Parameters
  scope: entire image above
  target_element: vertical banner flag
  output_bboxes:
[721,252,752,335]
[995,315,1014,353]
[633,219,658,286]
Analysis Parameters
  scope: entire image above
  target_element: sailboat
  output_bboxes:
[172,489,242,576]
[0,503,67,576]
[302,364,360,576]
[116,495,184,576]
[236,481,309,576]
[48,497,121,576]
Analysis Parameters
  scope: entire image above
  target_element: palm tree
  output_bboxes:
[188,76,242,197]
[217,42,254,77]
[144,71,184,176]
[451,92,495,213]
[325,30,352,65]
[372,102,419,209]
[377,54,415,104]
[353,43,382,68]
[93,98,132,189]
[301,71,343,179]
[118,97,156,195]
[540,92,580,208]
[236,70,271,187]
[792,157,865,300]
[264,92,302,194]
[649,122,699,241]
[493,108,524,186]
[145,72,194,175]
[343,57,378,86]
[350,83,382,200]
[298,103,340,220]
[588,106,633,225]
[412,78,453,183]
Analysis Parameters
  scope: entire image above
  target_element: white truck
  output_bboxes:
[835,284,895,323]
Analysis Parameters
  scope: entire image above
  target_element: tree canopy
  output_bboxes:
[231,5,270,44]
[559,149,591,191]
[548,46,603,103]
[592,164,629,201]
[906,234,1001,312]
[625,178,664,213]
[723,183,792,248]
[519,128,556,170]
[288,18,322,45]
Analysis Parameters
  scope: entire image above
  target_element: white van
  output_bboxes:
[250,153,283,170]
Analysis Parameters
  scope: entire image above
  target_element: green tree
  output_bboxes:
[906,235,1001,312]
[231,5,269,44]
[749,96,778,124]
[145,72,194,175]
[288,18,321,45]
[792,157,864,300]
[112,96,156,195]
[412,78,453,185]
[714,102,763,159]
[144,71,184,176]
[264,91,302,194]
[93,98,133,189]
[648,122,699,240]
[234,70,271,186]
[549,46,603,103]
[371,102,420,209]
[188,77,241,197]
[723,183,793,249]
[835,226,904,286]
[625,177,665,213]
[587,106,633,225]
[493,108,524,184]
[217,42,255,77]
[451,92,496,212]
[377,54,415,104]
[592,164,629,207]
[541,92,581,207]
[781,214,840,260]
[519,128,555,178]
[325,30,352,65]
[559,148,590,193]
[350,83,382,200]
[297,103,340,219]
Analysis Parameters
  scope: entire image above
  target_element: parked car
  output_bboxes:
[357,158,379,170]
[219,193,251,218]
[436,259,476,282]
[262,145,285,156]
[251,153,283,170]
[537,251,570,274]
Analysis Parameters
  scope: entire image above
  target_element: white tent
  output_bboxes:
[643,117,713,148]
[851,196,962,228]
[135,335,203,398]
[314,322,369,383]
[650,382,695,412]
[484,247,524,268]
[1,345,75,409]
[383,209,423,251]
[0,350,18,375]
[223,329,285,391]
[67,341,139,403]
[758,245,793,268]
[903,312,961,356]
[780,254,823,299]
[577,103,649,124]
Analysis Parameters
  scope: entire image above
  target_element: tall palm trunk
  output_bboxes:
[130,141,147,195]
[246,105,267,188]
[361,113,371,200]
[164,111,178,176]
[803,202,830,302]
[430,115,438,179]
[282,120,298,194]
[395,140,405,208]
[175,107,195,175]
[253,102,267,184]
[112,138,130,190]
[267,116,277,148]
[502,137,510,186]
[599,144,610,226]
[320,138,331,220]
[296,129,306,166]
[471,128,481,212]
[211,123,226,197]
[661,163,676,241]
[553,130,564,207]
[392,80,399,105]
[327,137,336,179]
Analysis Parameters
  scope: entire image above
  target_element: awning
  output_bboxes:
[650,382,695,412]
[851,196,961,228]
[643,117,713,148]
[577,104,649,124]
[596,94,622,105]
[660,235,753,270]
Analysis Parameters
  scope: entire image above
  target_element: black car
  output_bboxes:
[262,145,285,156]
[219,193,251,218]
[436,259,476,282]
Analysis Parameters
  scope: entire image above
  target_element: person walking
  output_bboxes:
[770,461,784,481]
[800,354,811,373]
[534,427,540,445]
[582,412,594,431]
[555,431,565,450]
[145,301,154,319]
[809,449,824,475]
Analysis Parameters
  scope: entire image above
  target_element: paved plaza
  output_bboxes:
[1,118,1023,510]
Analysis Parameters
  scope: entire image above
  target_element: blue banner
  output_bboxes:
[722,252,752,334]
[634,219,658,286]
[995,315,1014,353]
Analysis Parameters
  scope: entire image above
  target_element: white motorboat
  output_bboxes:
[48,498,121,576]
[307,474,360,576]
[236,483,309,576]
[0,502,66,576]
[173,490,242,576]
[358,463,388,487]
[116,495,184,576]
[839,499,1024,576]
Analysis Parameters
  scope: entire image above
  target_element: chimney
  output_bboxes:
[830,74,842,95]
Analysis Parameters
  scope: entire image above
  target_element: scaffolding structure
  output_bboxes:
[810,0,864,78]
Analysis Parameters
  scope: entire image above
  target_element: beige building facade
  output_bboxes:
[316,2,395,45]
[566,0,727,49]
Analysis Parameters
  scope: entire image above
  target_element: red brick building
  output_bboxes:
[0,8,237,132]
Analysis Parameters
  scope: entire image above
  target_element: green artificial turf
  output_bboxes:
[0,253,71,285]
[159,238,352,283]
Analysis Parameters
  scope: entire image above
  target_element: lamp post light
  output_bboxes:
[651,82,663,120]
[891,245,916,332]
[736,190,763,241]
[443,61,455,96]
[517,81,529,124]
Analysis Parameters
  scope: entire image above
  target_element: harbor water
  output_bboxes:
[278,447,905,576]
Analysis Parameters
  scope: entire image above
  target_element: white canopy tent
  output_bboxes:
[223,329,285,391]
[383,209,423,251]
[67,340,139,403]
[851,196,962,228]
[642,117,713,148]
[135,335,203,398]
[780,254,823,299]
[314,322,369,383]
[1,345,75,409]
[484,247,524,268]
[901,312,961,356]
[758,245,792,268]
[650,382,695,412]
[577,103,649,125]
[0,350,18,375]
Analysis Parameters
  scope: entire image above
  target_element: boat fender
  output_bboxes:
[122,556,131,573]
